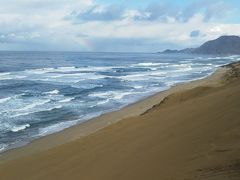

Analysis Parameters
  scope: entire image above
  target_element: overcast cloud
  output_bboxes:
[0,0,239,52]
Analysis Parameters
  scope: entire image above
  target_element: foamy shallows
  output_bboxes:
[0,51,238,153]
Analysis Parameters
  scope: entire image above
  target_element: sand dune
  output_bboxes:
[0,62,239,180]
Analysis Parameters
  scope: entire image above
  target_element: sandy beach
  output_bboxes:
[0,62,239,180]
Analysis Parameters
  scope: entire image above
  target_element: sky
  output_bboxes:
[0,0,240,52]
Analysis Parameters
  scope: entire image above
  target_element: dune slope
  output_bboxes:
[0,63,240,180]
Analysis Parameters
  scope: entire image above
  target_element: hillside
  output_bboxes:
[161,35,240,55]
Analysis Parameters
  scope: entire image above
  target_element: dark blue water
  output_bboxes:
[0,51,238,152]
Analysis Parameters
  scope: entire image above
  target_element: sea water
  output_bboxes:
[0,51,238,152]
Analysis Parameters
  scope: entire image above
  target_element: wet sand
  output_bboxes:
[0,62,239,180]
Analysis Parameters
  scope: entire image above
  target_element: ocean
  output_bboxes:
[0,51,238,153]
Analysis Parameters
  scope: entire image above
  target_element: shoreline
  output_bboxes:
[0,64,228,163]
[0,61,239,179]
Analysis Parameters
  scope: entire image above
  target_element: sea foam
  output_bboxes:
[11,124,30,132]
[0,97,12,103]
[44,89,60,95]
[38,120,78,136]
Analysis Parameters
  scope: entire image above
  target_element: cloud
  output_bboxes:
[66,4,125,22]
[135,0,232,23]
[0,32,41,43]
[0,0,239,52]
[128,3,178,22]
[181,0,232,22]
[67,3,178,22]
[65,0,232,25]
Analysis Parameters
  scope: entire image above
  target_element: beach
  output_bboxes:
[0,61,239,179]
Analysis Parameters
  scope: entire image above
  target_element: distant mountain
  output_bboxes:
[161,35,240,55]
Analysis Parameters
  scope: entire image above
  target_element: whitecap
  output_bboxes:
[57,66,77,71]
[48,74,65,78]
[113,92,134,100]
[10,112,33,118]
[33,66,78,74]
[89,92,110,98]
[0,144,8,153]
[0,72,11,76]
[207,57,223,60]
[0,70,27,81]
[24,68,54,74]
[76,66,121,72]
[59,97,75,103]
[0,97,12,103]
[149,71,167,76]
[40,72,106,83]
[150,68,158,71]
[16,99,51,112]
[133,85,143,89]
[118,74,150,81]
[44,89,59,95]
[11,124,30,132]
[137,63,155,66]
[9,105,62,117]
[13,75,27,79]
[38,120,78,136]
[45,105,63,111]
[135,62,168,67]
[25,66,114,75]
[97,99,110,105]
[0,76,12,80]
[89,91,133,100]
